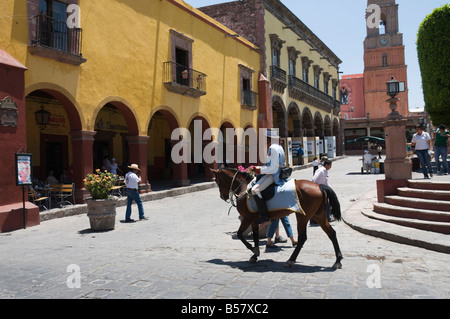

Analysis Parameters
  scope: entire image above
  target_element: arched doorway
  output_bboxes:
[302,107,314,137]
[188,116,215,181]
[287,102,302,137]
[314,112,324,138]
[25,87,86,202]
[272,96,287,137]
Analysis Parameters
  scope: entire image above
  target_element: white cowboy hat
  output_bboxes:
[265,128,280,139]
[128,164,140,171]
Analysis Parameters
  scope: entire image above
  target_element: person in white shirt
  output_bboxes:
[411,124,433,179]
[363,150,373,174]
[312,160,332,187]
[311,160,333,223]
[124,164,147,222]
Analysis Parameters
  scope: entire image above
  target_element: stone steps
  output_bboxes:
[371,179,450,235]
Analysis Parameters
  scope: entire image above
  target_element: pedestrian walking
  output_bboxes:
[377,145,383,159]
[411,124,433,179]
[311,159,334,223]
[433,124,449,175]
[363,150,373,174]
[312,156,319,176]
[124,164,147,222]
[265,216,297,249]
[296,145,304,165]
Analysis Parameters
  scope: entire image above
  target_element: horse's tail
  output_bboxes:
[319,184,341,221]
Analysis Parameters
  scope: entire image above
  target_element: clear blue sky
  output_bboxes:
[184,0,449,111]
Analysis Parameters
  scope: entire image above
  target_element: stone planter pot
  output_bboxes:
[86,197,117,231]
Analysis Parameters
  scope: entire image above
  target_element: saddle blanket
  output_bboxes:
[247,179,305,215]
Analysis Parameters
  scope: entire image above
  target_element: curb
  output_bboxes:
[342,189,450,254]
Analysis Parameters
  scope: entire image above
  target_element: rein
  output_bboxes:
[219,168,252,214]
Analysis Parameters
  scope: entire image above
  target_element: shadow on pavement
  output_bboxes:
[204,258,336,273]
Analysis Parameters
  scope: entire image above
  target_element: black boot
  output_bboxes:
[254,196,269,224]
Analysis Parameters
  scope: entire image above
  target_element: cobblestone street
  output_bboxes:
[0,157,449,301]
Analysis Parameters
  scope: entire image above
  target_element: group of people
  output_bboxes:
[410,124,449,179]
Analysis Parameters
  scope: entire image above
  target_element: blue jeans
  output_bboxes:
[125,189,144,220]
[266,216,293,239]
[415,149,433,177]
[434,146,448,173]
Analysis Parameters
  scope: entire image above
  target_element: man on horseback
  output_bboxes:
[248,129,286,224]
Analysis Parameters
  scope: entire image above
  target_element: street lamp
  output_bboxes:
[386,77,405,116]
[35,105,50,129]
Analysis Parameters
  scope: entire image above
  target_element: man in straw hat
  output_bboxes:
[247,129,286,224]
[124,164,147,222]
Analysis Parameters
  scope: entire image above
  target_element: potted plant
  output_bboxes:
[84,169,117,231]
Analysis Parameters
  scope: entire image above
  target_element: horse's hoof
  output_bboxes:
[332,262,342,270]
[284,260,294,268]
[252,247,260,257]
[249,256,258,263]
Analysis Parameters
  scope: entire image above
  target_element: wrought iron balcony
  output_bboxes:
[288,75,340,114]
[163,61,207,98]
[270,65,287,93]
[241,90,257,109]
[29,14,86,65]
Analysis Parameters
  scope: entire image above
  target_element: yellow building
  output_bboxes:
[200,0,342,162]
[0,0,261,202]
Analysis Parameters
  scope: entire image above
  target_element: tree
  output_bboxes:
[417,4,450,126]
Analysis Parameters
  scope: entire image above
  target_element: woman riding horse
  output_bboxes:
[212,167,343,270]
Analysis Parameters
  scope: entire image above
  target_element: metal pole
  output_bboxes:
[22,186,26,229]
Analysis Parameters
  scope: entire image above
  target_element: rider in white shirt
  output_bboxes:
[248,129,286,224]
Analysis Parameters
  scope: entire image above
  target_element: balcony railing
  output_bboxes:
[30,14,84,58]
[163,61,207,98]
[288,75,340,113]
[241,90,257,109]
[270,65,287,93]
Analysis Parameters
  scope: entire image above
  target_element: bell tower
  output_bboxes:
[363,0,408,118]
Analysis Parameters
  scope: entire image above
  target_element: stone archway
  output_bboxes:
[287,102,302,137]
[314,112,324,138]
[302,107,314,137]
[272,95,287,137]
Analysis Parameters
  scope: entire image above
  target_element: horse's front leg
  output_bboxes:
[237,218,254,252]
[249,222,260,263]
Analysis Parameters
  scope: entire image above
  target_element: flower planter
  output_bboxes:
[86,197,117,231]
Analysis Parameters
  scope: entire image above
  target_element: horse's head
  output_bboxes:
[211,167,252,202]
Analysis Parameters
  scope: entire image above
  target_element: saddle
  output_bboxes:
[247,178,305,215]
[250,167,293,202]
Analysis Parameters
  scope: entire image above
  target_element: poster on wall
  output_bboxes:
[15,153,32,186]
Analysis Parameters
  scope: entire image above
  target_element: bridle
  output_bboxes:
[217,168,251,210]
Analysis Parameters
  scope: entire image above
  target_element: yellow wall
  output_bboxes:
[1,0,261,169]
[264,10,339,122]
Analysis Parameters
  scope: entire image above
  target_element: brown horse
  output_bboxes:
[211,167,343,270]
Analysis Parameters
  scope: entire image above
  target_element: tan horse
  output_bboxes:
[212,167,343,269]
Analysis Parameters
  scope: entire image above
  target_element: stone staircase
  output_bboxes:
[365,180,450,235]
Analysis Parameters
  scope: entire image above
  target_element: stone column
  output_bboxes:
[376,99,412,203]
[171,139,190,187]
[71,130,96,203]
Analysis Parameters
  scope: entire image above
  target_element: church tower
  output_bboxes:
[363,0,408,118]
